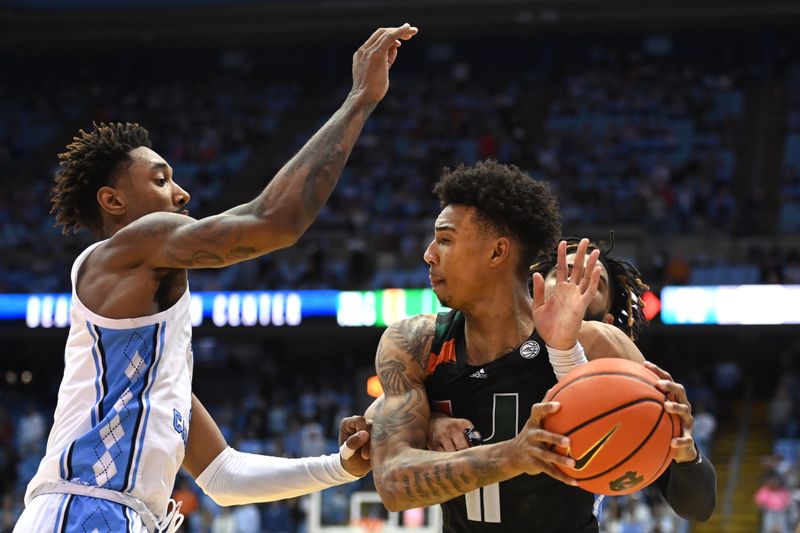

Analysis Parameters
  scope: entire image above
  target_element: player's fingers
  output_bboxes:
[398,25,419,40]
[372,24,414,52]
[532,272,546,310]
[579,250,600,292]
[361,27,388,50]
[343,429,369,458]
[657,379,688,405]
[570,239,588,284]
[671,437,695,449]
[644,361,674,382]
[665,400,693,426]
[529,401,561,425]
[389,23,418,41]
[529,446,576,468]
[454,435,471,451]
[537,461,579,486]
[525,428,570,449]
[556,241,568,283]
[581,266,601,306]
[361,440,371,460]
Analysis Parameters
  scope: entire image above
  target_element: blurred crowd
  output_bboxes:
[756,361,800,533]
[3,37,800,294]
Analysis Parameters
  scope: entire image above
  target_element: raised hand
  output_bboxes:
[532,238,601,350]
[506,402,578,485]
[338,415,372,477]
[350,24,419,107]
[645,361,697,463]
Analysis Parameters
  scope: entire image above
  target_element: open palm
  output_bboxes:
[532,239,601,350]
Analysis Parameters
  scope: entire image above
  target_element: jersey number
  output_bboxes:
[464,393,518,523]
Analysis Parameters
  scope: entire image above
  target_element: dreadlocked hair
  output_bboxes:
[433,159,561,279]
[51,122,152,236]
[529,233,650,340]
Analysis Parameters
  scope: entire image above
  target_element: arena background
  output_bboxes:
[2,1,800,531]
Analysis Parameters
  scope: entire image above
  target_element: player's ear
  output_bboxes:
[603,313,614,325]
[97,186,126,217]
[489,237,510,267]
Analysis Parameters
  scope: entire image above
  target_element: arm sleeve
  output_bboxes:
[195,447,361,507]
[654,448,717,521]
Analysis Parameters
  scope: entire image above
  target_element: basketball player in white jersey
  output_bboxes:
[15,24,418,533]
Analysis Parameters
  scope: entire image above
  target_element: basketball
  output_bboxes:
[543,358,682,496]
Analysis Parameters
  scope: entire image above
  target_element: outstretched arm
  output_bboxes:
[183,395,371,506]
[647,362,717,521]
[578,321,645,362]
[111,25,418,270]
[371,316,577,512]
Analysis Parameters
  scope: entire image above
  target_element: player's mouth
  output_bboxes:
[430,275,445,288]
[176,208,190,216]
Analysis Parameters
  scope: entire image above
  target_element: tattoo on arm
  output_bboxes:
[371,316,512,509]
[252,102,376,229]
[385,316,435,369]
[372,357,422,444]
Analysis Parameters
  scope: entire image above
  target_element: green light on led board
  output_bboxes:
[336,289,449,327]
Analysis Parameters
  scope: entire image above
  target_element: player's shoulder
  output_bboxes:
[100,212,193,264]
[383,314,436,342]
[379,314,437,365]
[112,211,193,243]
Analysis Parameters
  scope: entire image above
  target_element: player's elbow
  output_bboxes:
[373,467,415,512]
[375,485,410,513]
[202,492,238,507]
[687,492,716,522]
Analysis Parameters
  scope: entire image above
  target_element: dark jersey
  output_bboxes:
[424,310,598,533]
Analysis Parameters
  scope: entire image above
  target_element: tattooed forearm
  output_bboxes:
[374,447,508,510]
[250,99,375,235]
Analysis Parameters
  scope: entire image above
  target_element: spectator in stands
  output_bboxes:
[755,473,792,533]
[692,400,718,458]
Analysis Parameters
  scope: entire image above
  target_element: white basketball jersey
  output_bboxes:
[25,240,194,523]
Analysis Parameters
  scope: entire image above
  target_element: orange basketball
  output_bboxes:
[542,358,681,496]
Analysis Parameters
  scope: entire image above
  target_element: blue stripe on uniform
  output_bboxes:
[95,327,109,421]
[52,494,68,533]
[128,322,165,492]
[62,495,129,532]
[59,495,74,533]
[65,323,159,491]
[86,321,105,427]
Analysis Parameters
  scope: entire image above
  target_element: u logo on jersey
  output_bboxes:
[173,409,189,444]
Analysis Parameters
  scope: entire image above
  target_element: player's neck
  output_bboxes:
[461,283,532,365]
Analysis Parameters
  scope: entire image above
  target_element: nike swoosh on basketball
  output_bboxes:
[571,424,619,471]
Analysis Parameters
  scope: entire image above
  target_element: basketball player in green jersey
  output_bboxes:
[370,160,660,532]
[426,236,716,522]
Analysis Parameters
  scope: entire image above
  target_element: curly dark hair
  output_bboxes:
[529,233,650,340]
[433,159,561,278]
[51,122,152,236]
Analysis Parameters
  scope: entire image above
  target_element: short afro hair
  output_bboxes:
[433,159,561,278]
[51,122,151,236]
[529,233,650,340]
